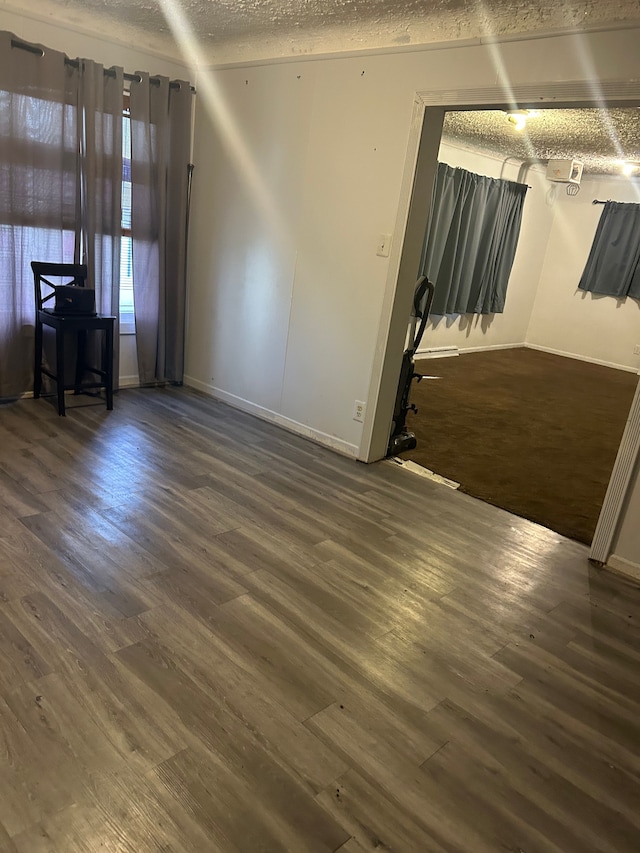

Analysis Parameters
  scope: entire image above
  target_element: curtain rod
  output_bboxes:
[592,200,608,205]
[10,37,196,93]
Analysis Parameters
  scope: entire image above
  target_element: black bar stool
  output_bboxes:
[32,262,116,416]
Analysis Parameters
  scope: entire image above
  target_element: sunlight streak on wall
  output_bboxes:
[157,0,293,251]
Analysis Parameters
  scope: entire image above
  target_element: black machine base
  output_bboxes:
[388,430,417,456]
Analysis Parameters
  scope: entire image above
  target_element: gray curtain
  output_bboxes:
[0,32,78,398]
[130,73,192,385]
[421,162,528,316]
[578,201,640,300]
[77,59,123,387]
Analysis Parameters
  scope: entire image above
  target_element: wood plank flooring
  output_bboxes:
[0,387,638,852]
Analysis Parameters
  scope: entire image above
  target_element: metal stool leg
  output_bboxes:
[34,318,43,399]
[74,330,87,395]
[105,324,114,411]
[55,327,66,416]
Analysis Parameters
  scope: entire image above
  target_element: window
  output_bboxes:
[0,90,78,273]
[120,96,135,333]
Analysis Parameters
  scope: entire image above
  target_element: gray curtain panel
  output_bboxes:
[421,162,528,316]
[0,30,193,399]
[130,74,192,385]
[0,32,78,398]
[578,201,640,300]
[77,59,124,387]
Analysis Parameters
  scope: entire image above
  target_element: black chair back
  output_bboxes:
[32,262,88,311]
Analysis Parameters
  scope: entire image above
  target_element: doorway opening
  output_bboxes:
[399,106,640,544]
[366,93,640,547]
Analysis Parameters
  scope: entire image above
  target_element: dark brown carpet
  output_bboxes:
[401,348,638,544]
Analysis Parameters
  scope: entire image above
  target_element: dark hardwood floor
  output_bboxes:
[0,387,638,852]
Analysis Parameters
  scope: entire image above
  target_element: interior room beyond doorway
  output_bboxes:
[403,347,637,544]
[398,106,640,544]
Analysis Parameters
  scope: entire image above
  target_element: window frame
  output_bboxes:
[119,92,135,335]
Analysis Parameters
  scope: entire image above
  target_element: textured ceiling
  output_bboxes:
[9,0,640,65]
[9,1,639,172]
[441,108,640,176]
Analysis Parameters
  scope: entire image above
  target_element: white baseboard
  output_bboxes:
[183,375,359,458]
[524,343,639,374]
[606,554,640,583]
[119,375,140,388]
[10,377,138,400]
[415,346,459,359]
[416,342,525,358]
[460,342,525,355]
[416,340,638,373]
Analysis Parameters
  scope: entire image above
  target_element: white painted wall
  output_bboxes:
[119,336,140,387]
[423,144,554,353]
[0,8,190,388]
[186,27,640,456]
[186,54,417,454]
[526,175,640,372]
[186,63,311,425]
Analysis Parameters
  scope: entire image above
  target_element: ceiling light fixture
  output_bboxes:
[621,161,639,176]
[506,109,540,132]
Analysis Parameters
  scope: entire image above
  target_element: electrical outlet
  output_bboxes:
[634,344,640,356]
[353,400,366,422]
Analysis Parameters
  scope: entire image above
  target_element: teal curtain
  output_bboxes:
[421,162,528,316]
[578,201,640,300]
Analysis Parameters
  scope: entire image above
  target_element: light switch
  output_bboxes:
[376,234,391,257]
